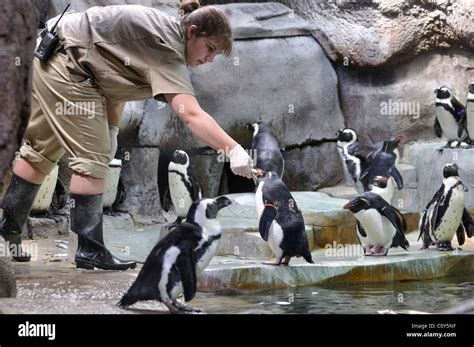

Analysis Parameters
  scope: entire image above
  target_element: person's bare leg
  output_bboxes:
[70,173,104,195]
[13,158,46,185]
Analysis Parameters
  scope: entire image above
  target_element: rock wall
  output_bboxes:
[0,1,39,194]
[204,0,474,145]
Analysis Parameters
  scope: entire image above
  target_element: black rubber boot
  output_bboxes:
[0,174,41,262]
[70,193,136,270]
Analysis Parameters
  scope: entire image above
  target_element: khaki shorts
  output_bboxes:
[20,42,111,179]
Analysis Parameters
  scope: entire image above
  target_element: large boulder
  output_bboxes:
[0,1,39,195]
[204,0,474,68]
[0,258,16,298]
[337,50,474,144]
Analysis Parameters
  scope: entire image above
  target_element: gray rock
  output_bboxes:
[0,258,16,298]
[337,50,474,144]
[118,147,164,224]
[399,141,474,211]
[206,0,474,68]
[27,216,69,239]
[283,143,345,191]
[0,1,39,194]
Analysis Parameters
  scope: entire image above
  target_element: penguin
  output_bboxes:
[360,134,404,192]
[246,122,284,179]
[466,82,474,144]
[343,186,409,256]
[255,171,313,266]
[368,175,394,203]
[418,163,474,251]
[336,128,369,192]
[118,197,231,314]
[166,150,202,228]
[434,86,469,148]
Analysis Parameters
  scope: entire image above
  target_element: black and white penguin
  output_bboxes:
[246,122,284,179]
[118,197,231,314]
[343,186,409,256]
[418,163,474,251]
[167,150,202,227]
[434,86,469,148]
[360,134,403,193]
[336,128,368,192]
[255,171,313,266]
[466,82,474,143]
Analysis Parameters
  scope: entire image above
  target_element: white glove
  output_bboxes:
[109,126,119,159]
[228,144,253,178]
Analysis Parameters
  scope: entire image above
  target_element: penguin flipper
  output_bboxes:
[259,204,277,241]
[162,186,171,212]
[456,223,466,246]
[176,249,197,302]
[189,174,202,201]
[356,220,367,238]
[389,166,404,190]
[462,208,474,238]
[458,115,467,139]
[434,118,442,138]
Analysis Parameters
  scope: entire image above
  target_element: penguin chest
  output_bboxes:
[267,221,284,259]
[355,210,395,248]
[159,246,182,300]
[432,187,464,242]
[337,146,360,185]
[467,99,474,137]
[196,241,219,274]
[169,172,194,217]
[255,181,265,219]
[436,107,460,140]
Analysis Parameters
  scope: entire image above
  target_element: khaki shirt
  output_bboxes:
[52,5,195,102]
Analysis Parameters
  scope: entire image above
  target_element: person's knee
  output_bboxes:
[13,158,47,185]
[70,172,105,195]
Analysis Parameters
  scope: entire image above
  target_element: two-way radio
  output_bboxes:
[34,4,71,62]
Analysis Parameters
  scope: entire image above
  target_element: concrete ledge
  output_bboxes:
[198,248,474,293]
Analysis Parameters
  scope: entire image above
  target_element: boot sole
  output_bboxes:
[75,259,137,271]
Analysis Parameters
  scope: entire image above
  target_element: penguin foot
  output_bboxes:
[363,246,374,256]
[435,241,454,251]
[372,247,388,256]
[280,256,291,266]
[263,260,283,266]
[174,301,203,314]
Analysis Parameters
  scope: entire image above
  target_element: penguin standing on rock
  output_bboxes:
[434,86,469,147]
[418,163,474,251]
[466,82,474,142]
[118,197,231,314]
[255,171,313,266]
[246,122,284,179]
[343,178,409,256]
[336,128,369,192]
[165,150,202,228]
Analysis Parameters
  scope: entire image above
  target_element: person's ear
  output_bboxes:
[187,25,198,39]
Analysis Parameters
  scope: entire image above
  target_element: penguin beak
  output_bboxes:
[343,202,351,210]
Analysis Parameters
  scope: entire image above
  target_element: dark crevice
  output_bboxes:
[283,138,337,151]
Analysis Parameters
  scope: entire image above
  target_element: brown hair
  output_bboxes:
[179,0,233,57]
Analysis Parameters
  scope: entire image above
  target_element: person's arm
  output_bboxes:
[106,101,125,127]
[165,93,252,178]
[106,101,126,159]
